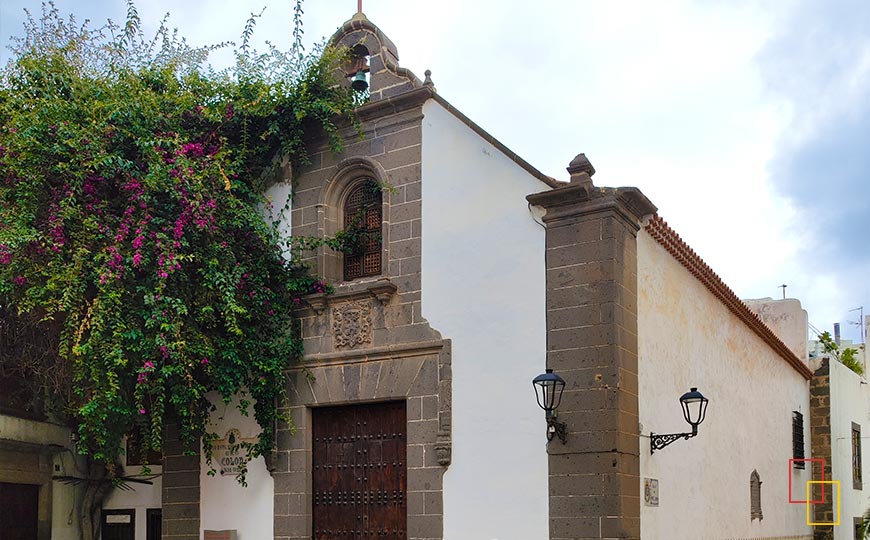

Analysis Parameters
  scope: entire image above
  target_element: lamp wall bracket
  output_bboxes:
[547,417,567,444]
[650,426,698,454]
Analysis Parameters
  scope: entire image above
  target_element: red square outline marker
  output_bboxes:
[789,458,825,504]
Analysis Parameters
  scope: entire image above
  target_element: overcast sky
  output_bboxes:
[2,0,868,343]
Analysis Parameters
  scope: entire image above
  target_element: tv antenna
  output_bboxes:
[849,306,865,344]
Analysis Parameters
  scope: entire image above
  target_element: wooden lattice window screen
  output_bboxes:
[793,411,805,468]
[343,180,382,281]
[750,470,763,521]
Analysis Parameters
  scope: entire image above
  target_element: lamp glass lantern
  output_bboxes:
[679,387,709,433]
[532,368,565,417]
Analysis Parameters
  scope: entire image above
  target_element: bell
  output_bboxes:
[351,71,368,92]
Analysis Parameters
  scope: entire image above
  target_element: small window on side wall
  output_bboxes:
[750,470,763,521]
[343,180,382,281]
[854,422,863,490]
[793,411,805,468]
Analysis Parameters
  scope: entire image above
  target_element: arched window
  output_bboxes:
[343,180,382,281]
[750,470,763,521]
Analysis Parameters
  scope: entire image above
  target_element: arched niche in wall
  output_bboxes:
[750,469,763,521]
[317,156,390,283]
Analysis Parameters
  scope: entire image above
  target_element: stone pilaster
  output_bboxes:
[161,422,200,540]
[528,155,656,540]
[810,359,833,540]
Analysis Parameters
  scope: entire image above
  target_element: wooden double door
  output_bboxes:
[312,401,407,540]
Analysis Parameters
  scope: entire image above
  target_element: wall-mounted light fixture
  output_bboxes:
[532,368,567,444]
[650,387,709,454]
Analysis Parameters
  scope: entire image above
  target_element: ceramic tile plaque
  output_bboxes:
[644,478,659,507]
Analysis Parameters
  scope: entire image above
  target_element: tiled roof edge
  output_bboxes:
[645,214,813,380]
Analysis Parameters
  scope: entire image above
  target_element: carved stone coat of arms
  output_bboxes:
[331,301,373,349]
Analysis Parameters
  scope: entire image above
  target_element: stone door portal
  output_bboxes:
[312,401,407,539]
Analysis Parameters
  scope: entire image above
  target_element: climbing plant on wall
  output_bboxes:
[0,0,358,489]
[818,331,864,376]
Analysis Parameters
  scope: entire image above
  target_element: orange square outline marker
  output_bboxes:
[806,480,840,526]
[789,458,826,504]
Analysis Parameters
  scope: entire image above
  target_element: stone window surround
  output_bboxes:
[317,157,392,285]
[342,179,384,281]
[274,339,452,540]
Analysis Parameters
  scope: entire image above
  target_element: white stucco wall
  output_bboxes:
[421,99,549,540]
[103,456,162,540]
[199,393,274,540]
[637,230,812,540]
[828,358,870,539]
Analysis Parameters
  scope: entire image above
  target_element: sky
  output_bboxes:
[1,0,868,343]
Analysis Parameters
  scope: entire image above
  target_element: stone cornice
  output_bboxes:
[298,338,446,367]
[356,86,435,122]
[645,214,813,380]
[527,185,657,229]
[297,277,397,315]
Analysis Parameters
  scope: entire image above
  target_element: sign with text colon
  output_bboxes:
[212,428,259,476]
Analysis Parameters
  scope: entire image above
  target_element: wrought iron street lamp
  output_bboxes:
[532,368,567,444]
[650,387,709,454]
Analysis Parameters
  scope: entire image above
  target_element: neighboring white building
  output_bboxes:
[809,337,867,376]
[824,358,870,540]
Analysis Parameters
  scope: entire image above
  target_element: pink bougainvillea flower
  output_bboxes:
[12,275,26,285]
[201,358,209,365]
[139,408,147,415]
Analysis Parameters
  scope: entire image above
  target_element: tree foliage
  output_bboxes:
[818,331,864,376]
[0,1,357,480]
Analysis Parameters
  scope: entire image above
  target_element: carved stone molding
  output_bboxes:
[299,278,398,315]
[434,436,452,467]
[331,300,373,349]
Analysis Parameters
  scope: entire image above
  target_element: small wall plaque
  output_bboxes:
[105,514,131,524]
[212,428,258,476]
[644,478,659,507]
[204,530,237,540]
